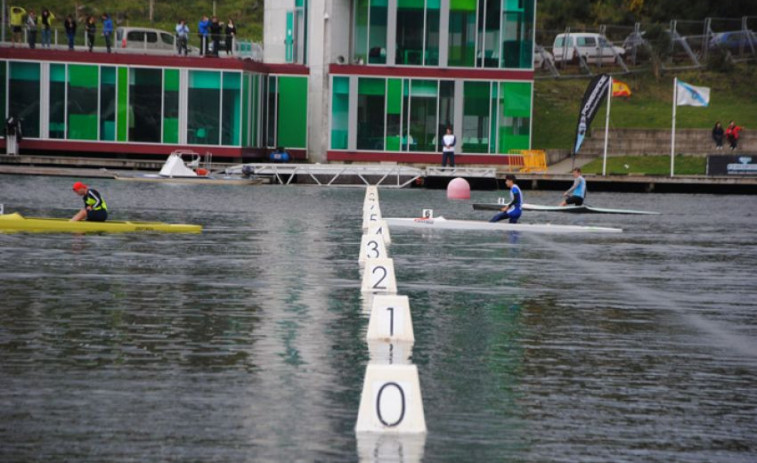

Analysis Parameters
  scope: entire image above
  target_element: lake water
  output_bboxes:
[1,174,756,462]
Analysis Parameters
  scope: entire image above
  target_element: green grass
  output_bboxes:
[533,65,757,150]
[581,155,706,175]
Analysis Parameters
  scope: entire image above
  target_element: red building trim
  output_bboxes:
[329,64,534,81]
[327,150,519,166]
[0,48,312,76]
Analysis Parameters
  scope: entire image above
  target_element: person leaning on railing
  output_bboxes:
[64,14,76,51]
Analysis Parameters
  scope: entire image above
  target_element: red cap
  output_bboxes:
[72,181,87,191]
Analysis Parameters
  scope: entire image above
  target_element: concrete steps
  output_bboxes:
[580,128,754,155]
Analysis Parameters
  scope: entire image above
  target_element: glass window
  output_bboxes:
[100,67,116,141]
[355,0,388,64]
[117,67,128,141]
[498,82,530,152]
[0,61,6,125]
[129,68,162,143]
[49,64,66,139]
[188,71,220,145]
[397,0,424,65]
[437,80,454,151]
[222,72,241,146]
[277,76,308,148]
[385,78,402,151]
[502,0,534,68]
[425,1,440,66]
[462,81,490,153]
[68,64,99,140]
[163,69,179,144]
[357,78,385,150]
[265,76,276,146]
[404,80,438,152]
[479,0,501,68]
[449,0,477,67]
[331,76,349,150]
[9,62,40,138]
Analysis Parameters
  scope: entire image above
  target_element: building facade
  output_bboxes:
[0,0,534,163]
[266,0,536,164]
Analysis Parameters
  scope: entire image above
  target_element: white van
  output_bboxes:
[552,33,625,64]
[116,27,177,51]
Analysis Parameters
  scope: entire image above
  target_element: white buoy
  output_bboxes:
[367,220,391,246]
[355,364,426,433]
[356,429,427,462]
[366,295,414,343]
[361,258,397,295]
[367,340,414,365]
[359,233,389,267]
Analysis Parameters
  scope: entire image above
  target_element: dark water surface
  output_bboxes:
[1,175,756,462]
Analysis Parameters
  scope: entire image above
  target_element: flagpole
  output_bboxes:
[602,77,612,176]
[670,77,677,178]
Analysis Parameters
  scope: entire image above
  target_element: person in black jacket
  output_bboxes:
[225,18,236,55]
[208,16,222,56]
[712,121,724,150]
[86,16,96,52]
[64,14,77,51]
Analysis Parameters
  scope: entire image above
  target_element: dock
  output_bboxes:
[1,154,756,194]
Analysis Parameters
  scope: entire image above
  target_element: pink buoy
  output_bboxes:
[446,177,471,200]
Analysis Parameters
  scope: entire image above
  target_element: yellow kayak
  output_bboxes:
[0,213,202,234]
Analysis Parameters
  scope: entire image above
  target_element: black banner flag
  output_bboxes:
[572,74,611,156]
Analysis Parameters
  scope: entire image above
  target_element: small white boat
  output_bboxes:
[472,202,659,215]
[115,150,264,185]
[384,216,622,234]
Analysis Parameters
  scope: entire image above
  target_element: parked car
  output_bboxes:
[552,32,625,64]
[117,27,176,51]
[708,31,757,52]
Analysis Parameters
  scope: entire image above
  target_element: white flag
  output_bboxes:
[676,81,710,107]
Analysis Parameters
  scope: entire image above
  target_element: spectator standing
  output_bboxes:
[102,13,113,53]
[225,18,236,55]
[64,15,77,51]
[10,6,26,47]
[40,9,54,48]
[26,9,38,49]
[197,15,210,55]
[441,126,456,168]
[86,16,96,52]
[712,121,724,150]
[176,19,190,56]
[209,16,222,57]
[725,121,743,151]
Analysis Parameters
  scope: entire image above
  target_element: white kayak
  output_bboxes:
[472,202,660,215]
[384,216,622,234]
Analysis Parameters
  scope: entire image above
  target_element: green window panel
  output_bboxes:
[450,0,476,10]
[163,69,179,144]
[498,81,531,153]
[101,67,116,141]
[117,67,128,141]
[69,64,98,87]
[357,77,385,150]
[188,70,220,145]
[462,81,491,153]
[405,80,438,152]
[448,8,476,67]
[68,114,98,140]
[354,0,369,63]
[331,76,349,150]
[368,3,388,65]
[222,72,241,146]
[0,61,5,123]
[49,64,66,139]
[9,62,40,138]
[242,74,250,146]
[386,78,402,151]
[277,76,308,149]
[398,0,424,8]
[251,74,260,146]
[68,65,99,141]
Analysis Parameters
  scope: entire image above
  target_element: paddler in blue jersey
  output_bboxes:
[560,167,586,206]
[71,181,108,222]
[489,174,522,224]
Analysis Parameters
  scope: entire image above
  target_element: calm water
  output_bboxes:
[1,175,756,462]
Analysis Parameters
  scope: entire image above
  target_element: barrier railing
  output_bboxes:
[508,149,547,173]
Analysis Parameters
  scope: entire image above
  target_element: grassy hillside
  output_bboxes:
[533,65,757,150]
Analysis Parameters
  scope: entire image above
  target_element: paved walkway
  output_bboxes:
[546,155,595,174]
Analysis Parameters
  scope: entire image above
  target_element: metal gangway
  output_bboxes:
[223,163,424,188]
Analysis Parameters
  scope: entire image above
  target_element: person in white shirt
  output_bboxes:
[441,127,456,168]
